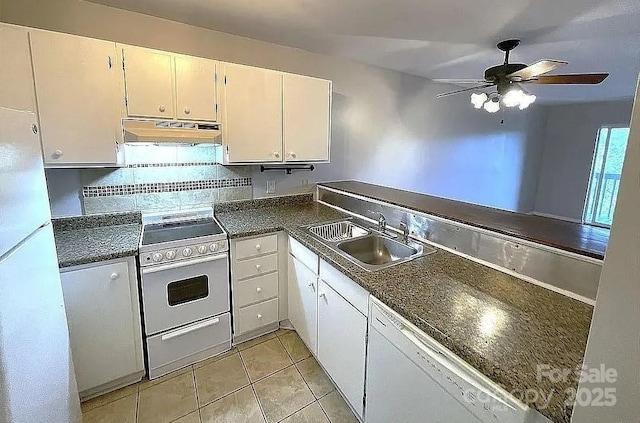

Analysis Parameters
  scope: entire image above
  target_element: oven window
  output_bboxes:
[167,275,209,306]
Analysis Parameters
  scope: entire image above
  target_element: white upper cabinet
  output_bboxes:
[122,46,218,121]
[175,55,217,121]
[30,30,124,166]
[283,73,331,162]
[0,25,36,112]
[122,46,175,119]
[221,63,283,163]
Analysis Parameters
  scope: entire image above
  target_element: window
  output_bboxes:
[583,126,631,227]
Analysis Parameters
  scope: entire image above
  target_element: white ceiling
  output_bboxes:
[89,0,640,103]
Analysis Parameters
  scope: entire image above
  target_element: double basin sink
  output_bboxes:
[303,219,436,271]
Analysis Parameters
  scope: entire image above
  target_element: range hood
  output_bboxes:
[123,119,222,144]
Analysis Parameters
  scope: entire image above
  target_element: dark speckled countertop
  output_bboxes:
[215,195,593,423]
[53,212,142,268]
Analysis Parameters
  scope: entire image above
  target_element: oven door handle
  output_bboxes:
[142,253,228,274]
[161,317,220,341]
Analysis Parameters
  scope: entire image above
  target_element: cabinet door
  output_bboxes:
[283,74,331,162]
[175,55,217,121]
[0,25,36,112]
[30,31,123,165]
[122,46,174,118]
[61,261,141,393]
[222,63,283,163]
[317,280,366,418]
[288,255,318,355]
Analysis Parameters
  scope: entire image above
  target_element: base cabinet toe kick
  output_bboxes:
[285,236,552,423]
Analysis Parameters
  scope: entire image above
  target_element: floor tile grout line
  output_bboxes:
[195,352,253,410]
[238,349,269,422]
[135,387,140,423]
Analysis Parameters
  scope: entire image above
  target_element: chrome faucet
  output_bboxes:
[399,222,410,243]
[377,213,387,232]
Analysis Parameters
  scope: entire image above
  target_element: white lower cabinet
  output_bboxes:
[288,255,318,355]
[317,279,367,420]
[60,257,144,399]
[231,233,284,342]
[287,237,367,421]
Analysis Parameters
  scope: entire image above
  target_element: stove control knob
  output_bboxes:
[198,245,208,254]
[165,250,176,260]
[182,247,193,257]
[209,243,218,252]
[152,253,163,262]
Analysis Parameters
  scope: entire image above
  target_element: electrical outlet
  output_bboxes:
[266,180,276,194]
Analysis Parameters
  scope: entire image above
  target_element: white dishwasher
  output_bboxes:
[365,297,550,423]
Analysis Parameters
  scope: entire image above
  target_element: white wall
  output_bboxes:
[1,0,545,214]
[571,81,640,423]
[534,100,634,221]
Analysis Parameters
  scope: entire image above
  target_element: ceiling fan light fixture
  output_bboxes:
[470,92,488,109]
[484,98,500,113]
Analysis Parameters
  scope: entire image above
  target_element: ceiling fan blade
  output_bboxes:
[432,78,488,84]
[436,84,494,98]
[507,60,568,81]
[529,73,609,85]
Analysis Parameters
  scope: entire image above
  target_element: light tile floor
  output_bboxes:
[81,329,359,423]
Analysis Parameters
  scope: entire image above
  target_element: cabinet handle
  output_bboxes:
[289,152,297,158]
[273,151,280,158]
[159,105,166,113]
[256,287,262,293]
[110,272,119,280]
[256,264,262,271]
[307,281,313,287]
[184,107,191,114]
[255,244,261,251]
[31,124,38,135]
[257,314,263,320]
[319,291,326,298]
[53,149,63,158]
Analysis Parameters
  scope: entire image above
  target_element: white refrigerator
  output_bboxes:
[0,107,82,423]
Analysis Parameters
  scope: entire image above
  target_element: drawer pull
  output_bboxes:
[256,287,262,293]
[256,264,262,271]
[110,272,119,280]
[257,314,263,320]
[318,291,326,299]
[307,280,313,287]
[161,318,219,341]
[159,105,166,112]
[256,244,261,251]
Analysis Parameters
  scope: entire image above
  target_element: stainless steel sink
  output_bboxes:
[304,219,436,271]
[337,235,418,265]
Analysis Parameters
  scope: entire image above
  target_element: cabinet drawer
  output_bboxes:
[289,236,319,274]
[235,234,278,260]
[235,253,278,281]
[235,272,279,308]
[319,259,369,315]
[147,313,231,377]
[237,298,279,334]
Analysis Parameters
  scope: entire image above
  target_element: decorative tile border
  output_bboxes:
[82,178,252,198]
[124,162,220,168]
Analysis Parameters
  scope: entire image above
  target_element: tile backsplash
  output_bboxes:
[66,144,253,215]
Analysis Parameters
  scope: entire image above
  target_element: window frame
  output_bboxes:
[583,124,630,228]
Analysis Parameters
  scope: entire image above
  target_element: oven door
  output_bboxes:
[141,254,230,335]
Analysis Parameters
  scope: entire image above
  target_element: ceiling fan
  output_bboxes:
[434,39,609,112]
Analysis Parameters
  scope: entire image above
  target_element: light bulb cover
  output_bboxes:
[502,89,524,108]
[470,92,488,109]
[484,98,500,113]
[519,93,537,110]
